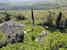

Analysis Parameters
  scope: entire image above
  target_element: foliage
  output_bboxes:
[0,10,67,50]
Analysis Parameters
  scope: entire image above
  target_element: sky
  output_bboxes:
[0,0,48,3]
[0,0,48,5]
[0,0,66,5]
[0,0,66,3]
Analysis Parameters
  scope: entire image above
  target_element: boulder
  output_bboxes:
[35,30,48,43]
[0,20,25,44]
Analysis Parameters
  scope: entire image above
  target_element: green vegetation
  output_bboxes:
[0,27,67,50]
[0,9,67,50]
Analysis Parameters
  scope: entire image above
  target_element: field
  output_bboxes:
[0,9,67,50]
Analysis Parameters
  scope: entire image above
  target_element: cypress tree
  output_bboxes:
[56,12,62,28]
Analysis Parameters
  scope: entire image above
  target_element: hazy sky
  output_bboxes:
[0,0,48,3]
[0,0,65,2]
[0,0,66,5]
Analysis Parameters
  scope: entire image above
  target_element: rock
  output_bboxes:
[35,30,48,43]
[0,20,25,44]
[0,20,25,34]
[15,32,24,42]
[16,15,26,20]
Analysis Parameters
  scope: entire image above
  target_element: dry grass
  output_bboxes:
[0,9,67,24]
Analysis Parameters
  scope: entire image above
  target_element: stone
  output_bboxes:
[0,20,25,44]
[15,33,24,42]
[0,20,25,34]
[35,30,48,43]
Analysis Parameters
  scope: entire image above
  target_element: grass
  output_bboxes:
[0,9,67,50]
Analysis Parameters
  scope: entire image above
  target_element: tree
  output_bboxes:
[31,8,35,25]
[56,12,62,28]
